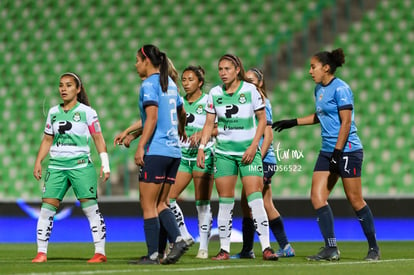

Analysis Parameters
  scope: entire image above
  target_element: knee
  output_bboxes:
[310,195,327,209]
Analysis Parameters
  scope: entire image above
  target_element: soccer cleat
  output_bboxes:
[87,253,107,263]
[262,247,279,261]
[276,244,295,258]
[162,239,188,264]
[307,247,340,261]
[364,248,380,261]
[211,249,230,260]
[196,249,208,259]
[185,238,195,247]
[230,250,256,259]
[32,252,47,263]
[129,255,160,265]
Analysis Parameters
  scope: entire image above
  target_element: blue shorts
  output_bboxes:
[314,149,363,178]
[263,162,276,185]
[139,155,181,184]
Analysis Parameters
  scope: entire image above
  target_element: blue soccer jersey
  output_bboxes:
[260,98,277,164]
[314,77,362,152]
[139,74,183,158]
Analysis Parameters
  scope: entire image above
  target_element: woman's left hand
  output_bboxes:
[134,146,145,166]
[242,145,256,164]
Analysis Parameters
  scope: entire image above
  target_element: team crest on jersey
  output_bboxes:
[73,112,81,122]
[239,94,246,104]
[319,93,323,101]
[196,105,204,114]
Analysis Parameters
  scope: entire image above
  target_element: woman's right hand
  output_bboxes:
[122,134,135,148]
[113,131,128,147]
[272,119,298,132]
[33,162,42,180]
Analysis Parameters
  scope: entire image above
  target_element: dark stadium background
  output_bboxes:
[1,0,412,242]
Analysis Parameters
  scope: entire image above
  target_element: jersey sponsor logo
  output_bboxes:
[238,94,246,104]
[58,121,72,134]
[316,106,323,117]
[216,97,223,104]
[223,124,244,131]
[73,112,81,122]
[224,104,238,118]
[186,113,195,126]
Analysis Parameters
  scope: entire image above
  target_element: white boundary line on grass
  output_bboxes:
[13,258,414,275]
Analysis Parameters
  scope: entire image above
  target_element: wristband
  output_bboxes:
[99,152,110,173]
[198,144,205,150]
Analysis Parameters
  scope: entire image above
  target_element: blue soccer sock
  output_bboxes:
[355,205,379,250]
[316,205,337,247]
[143,217,160,259]
[159,208,181,243]
[158,222,168,256]
[269,216,289,249]
[241,217,255,253]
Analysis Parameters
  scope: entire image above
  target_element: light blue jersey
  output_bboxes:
[139,74,183,158]
[260,98,276,164]
[314,77,362,152]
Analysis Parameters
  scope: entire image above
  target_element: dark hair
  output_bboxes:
[138,44,169,92]
[247,67,268,98]
[219,54,248,82]
[182,65,206,89]
[60,72,90,106]
[313,48,345,74]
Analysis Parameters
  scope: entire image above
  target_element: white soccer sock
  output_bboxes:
[82,201,106,255]
[247,192,270,251]
[170,199,193,241]
[36,203,57,254]
[217,198,234,253]
[196,201,212,251]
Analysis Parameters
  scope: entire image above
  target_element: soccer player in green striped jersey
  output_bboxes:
[32,72,110,263]
[168,66,216,259]
[197,54,278,261]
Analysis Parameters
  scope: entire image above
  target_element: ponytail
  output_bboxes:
[138,44,170,92]
[313,48,345,74]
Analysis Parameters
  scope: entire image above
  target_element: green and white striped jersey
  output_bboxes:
[180,94,215,160]
[44,102,101,169]
[205,81,264,156]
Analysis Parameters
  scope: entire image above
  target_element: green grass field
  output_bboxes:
[1,241,413,274]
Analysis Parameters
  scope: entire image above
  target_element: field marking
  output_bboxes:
[10,258,414,275]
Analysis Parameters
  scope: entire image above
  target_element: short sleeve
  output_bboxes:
[44,109,54,135]
[335,86,353,110]
[252,88,265,111]
[142,81,159,107]
[205,90,216,114]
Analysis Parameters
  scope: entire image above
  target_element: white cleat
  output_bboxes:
[196,249,208,259]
